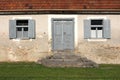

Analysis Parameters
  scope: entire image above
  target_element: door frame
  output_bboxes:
[48,15,78,52]
[51,18,75,51]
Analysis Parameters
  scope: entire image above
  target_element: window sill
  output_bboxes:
[11,38,33,41]
[87,39,107,42]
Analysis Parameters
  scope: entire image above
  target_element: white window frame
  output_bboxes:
[9,17,35,40]
[86,17,109,41]
[16,20,29,39]
[90,19,104,39]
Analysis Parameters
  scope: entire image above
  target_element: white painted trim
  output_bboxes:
[12,39,33,42]
[87,16,109,42]
[11,17,33,41]
[88,39,107,42]
[48,15,78,49]
[87,16,107,20]
[12,39,20,42]
[12,17,32,20]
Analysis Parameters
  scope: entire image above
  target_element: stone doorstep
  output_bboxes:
[42,61,97,68]
[42,59,97,65]
[51,53,81,59]
[46,58,78,61]
[52,55,80,59]
[42,61,82,67]
[41,61,98,68]
[39,53,99,68]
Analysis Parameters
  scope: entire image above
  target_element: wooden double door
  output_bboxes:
[52,19,74,51]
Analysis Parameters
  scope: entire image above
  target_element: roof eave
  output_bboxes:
[0,9,119,15]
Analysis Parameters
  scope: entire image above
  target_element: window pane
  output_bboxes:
[16,20,28,26]
[23,27,28,38]
[91,20,103,25]
[16,27,22,38]
[17,27,22,31]
[91,27,96,38]
[97,27,102,30]
[91,27,96,30]
[97,27,103,38]
[23,31,28,38]
[24,27,28,31]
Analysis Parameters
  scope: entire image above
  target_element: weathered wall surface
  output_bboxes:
[0,14,120,64]
[77,15,120,64]
[0,15,50,62]
[77,42,120,64]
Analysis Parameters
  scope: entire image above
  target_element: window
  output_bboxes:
[91,27,103,38]
[16,27,29,39]
[84,19,110,39]
[90,20,103,39]
[16,20,29,39]
[9,19,35,39]
[91,20,103,25]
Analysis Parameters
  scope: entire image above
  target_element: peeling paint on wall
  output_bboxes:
[0,15,120,64]
[77,42,120,64]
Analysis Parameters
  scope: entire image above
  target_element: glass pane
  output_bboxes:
[97,28,103,38]
[24,27,28,31]
[16,28,22,38]
[91,20,103,25]
[23,27,28,38]
[23,31,28,38]
[17,27,22,31]
[16,20,28,26]
[91,30,96,38]
[98,27,102,30]
[91,27,96,30]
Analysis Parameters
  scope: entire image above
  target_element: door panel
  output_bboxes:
[53,21,63,50]
[63,21,74,50]
[52,19,74,51]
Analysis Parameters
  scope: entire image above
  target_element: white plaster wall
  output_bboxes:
[0,15,49,62]
[0,14,120,64]
[77,15,120,64]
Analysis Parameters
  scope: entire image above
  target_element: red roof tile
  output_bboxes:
[0,0,119,11]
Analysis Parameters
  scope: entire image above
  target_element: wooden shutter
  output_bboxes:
[52,21,63,50]
[9,20,16,39]
[84,19,91,39]
[103,19,111,39]
[28,20,35,39]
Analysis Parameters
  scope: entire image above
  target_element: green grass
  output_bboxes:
[0,62,120,80]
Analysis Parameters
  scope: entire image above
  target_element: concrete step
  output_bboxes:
[51,54,80,59]
[39,52,98,68]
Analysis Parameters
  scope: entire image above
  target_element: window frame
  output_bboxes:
[9,19,35,40]
[91,27,103,39]
[90,19,104,39]
[16,20,29,39]
[84,18,111,40]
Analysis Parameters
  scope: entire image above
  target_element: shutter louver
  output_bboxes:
[9,20,16,39]
[84,19,91,39]
[28,20,35,39]
[103,19,111,39]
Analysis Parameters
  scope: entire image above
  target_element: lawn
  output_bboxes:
[0,62,120,80]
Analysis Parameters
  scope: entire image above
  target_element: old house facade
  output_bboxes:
[0,0,120,64]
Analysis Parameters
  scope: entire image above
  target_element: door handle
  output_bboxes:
[64,32,66,35]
